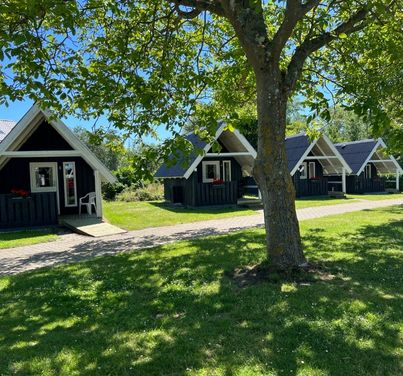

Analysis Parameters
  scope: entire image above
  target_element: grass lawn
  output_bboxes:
[0,205,402,375]
[104,197,358,230]
[348,192,403,201]
[0,229,58,249]
[103,201,257,230]
[295,196,357,209]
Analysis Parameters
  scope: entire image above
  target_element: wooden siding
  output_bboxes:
[19,120,73,151]
[0,157,95,215]
[162,156,243,207]
[348,175,385,193]
[328,163,386,194]
[0,192,57,227]
[194,181,239,206]
[293,160,328,197]
[294,175,328,197]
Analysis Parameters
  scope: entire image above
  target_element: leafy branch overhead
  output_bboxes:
[0,1,401,173]
[1,0,401,269]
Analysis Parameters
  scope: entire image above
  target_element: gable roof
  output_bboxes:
[286,133,352,176]
[336,138,402,175]
[285,133,312,173]
[155,132,208,178]
[0,104,116,183]
[0,120,17,143]
[155,123,257,179]
[335,139,377,175]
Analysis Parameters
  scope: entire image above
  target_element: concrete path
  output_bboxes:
[1,198,402,276]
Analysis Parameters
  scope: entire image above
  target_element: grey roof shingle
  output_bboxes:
[335,139,377,174]
[155,132,208,178]
[156,131,314,178]
[0,119,16,143]
[285,133,312,172]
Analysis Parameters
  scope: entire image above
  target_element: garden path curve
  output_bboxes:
[1,197,402,276]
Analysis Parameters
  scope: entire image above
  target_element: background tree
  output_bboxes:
[318,106,371,143]
[73,126,125,171]
[0,1,401,271]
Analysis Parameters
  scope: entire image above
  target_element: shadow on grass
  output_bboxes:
[0,207,402,375]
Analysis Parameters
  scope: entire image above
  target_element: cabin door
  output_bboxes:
[29,162,60,214]
[172,186,184,204]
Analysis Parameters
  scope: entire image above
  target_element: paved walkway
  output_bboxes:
[1,198,402,276]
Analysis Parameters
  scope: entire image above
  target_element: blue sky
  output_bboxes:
[0,99,172,144]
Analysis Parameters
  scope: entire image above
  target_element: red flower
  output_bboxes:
[212,178,224,185]
[11,188,30,198]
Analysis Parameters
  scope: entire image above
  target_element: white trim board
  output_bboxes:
[183,123,257,180]
[2,150,82,158]
[322,133,352,174]
[356,138,402,176]
[0,104,116,183]
[63,161,78,207]
[290,134,352,176]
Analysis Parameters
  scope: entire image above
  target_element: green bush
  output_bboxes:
[383,174,402,191]
[102,182,125,201]
[115,166,143,188]
[116,183,164,202]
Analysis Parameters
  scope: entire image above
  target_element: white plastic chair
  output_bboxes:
[79,192,97,215]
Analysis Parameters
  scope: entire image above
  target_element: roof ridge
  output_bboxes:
[335,138,375,146]
[285,132,306,140]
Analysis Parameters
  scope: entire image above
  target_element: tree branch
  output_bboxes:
[285,7,368,92]
[170,1,225,18]
[270,0,320,60]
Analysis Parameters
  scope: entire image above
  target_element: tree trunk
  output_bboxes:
[253,69,306,270]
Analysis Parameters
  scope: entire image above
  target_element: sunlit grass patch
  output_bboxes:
[0,229,58,249]
[0,205,401,375]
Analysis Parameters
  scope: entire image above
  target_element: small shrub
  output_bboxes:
[102,182,125,201]
[117,183,164,202]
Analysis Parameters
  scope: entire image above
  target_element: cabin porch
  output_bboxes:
[0,191,104,230]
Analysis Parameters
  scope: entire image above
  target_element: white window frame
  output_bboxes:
[29,162,58,193]
[63,162,78,207]
[364,164,372,179]
[223,160,231,182]
[309,161,316,179]
[202,161,220,183]
[300,162,307,179]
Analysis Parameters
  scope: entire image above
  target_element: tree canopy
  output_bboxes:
[1,0,401,269]
[0,1,401,168]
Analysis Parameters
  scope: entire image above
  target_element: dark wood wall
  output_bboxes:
[163,156,243,207]
[328,163,385,194]
[0,121,95,214]
[19,120,73,151]
[0,157,95,215]
[0,192,58,228]
[293,159,328,197]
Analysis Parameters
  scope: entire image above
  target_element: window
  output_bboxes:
[364,164,372,179]
[202,161,220,183]
[300,162,307,179]
[223,160,231,182]
[30,162,58,192]
[309,162,316,179]
[63,162,77,206]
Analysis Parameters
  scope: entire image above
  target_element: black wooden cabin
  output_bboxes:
[285,133,352,197]
[331,139,402,194]
[155,124,257,207]
[0,105,116,228]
